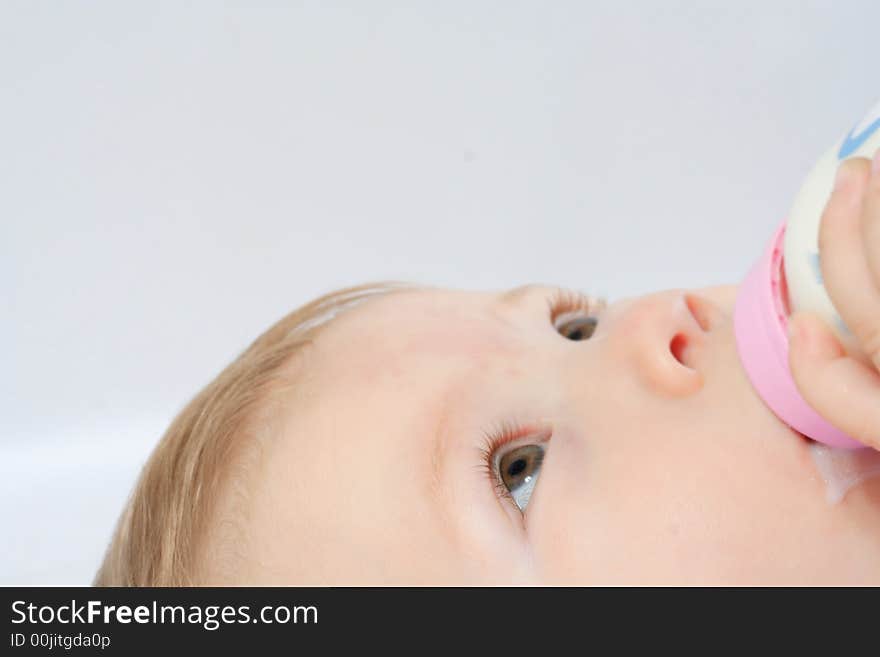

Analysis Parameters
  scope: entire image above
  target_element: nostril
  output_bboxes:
[670,333,690,367]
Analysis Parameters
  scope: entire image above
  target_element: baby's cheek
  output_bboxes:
[526,477,622,582]
[524,429,702,584]
[524,434,603,583]
[525,480,677,584]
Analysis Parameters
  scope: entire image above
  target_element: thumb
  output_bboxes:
[787,311,880,450]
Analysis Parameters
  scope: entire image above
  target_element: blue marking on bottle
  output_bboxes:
[809,250,824,284]
[838,115,880,159]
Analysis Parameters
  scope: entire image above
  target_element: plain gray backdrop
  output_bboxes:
[1,1,877,583]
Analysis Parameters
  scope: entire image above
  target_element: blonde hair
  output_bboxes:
[94,281,414,586]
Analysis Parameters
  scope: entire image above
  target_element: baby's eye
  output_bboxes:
[555,315,598,341]
[548,288,604,341]
[496,444,546,511]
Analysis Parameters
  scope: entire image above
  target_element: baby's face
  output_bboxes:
[223,285,880,584]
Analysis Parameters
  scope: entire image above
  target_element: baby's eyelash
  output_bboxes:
[546,287,607,323]
[477,419,551,509]
[478,420,528,504]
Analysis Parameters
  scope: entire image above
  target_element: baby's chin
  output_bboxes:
[693,285,880,510]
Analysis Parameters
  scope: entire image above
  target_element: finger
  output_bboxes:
[861,147,880,296]
[818,157,880,366]
[788,311,880,450]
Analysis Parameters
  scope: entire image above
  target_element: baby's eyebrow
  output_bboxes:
[498,284,542,309]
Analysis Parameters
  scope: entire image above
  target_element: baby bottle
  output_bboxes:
[734,98,880,449]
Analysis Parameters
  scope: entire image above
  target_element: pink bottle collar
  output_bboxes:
[733,220,863,449]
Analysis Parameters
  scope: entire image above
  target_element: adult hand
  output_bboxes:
[787,150,880,450]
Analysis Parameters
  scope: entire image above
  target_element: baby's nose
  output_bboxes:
[599,289,721,398]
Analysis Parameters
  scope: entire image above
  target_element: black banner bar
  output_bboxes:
[0,586,868,653]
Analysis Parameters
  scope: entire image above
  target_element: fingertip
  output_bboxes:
[791,312,847,361]
[833,157,872,196]
[787,311,818,347]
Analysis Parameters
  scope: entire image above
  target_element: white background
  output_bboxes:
[2,1,876,584]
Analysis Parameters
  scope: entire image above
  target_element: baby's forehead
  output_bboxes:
[324,287,495,340]
[305,287,521,388]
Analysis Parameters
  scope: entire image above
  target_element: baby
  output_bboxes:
[95,155,880,586]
